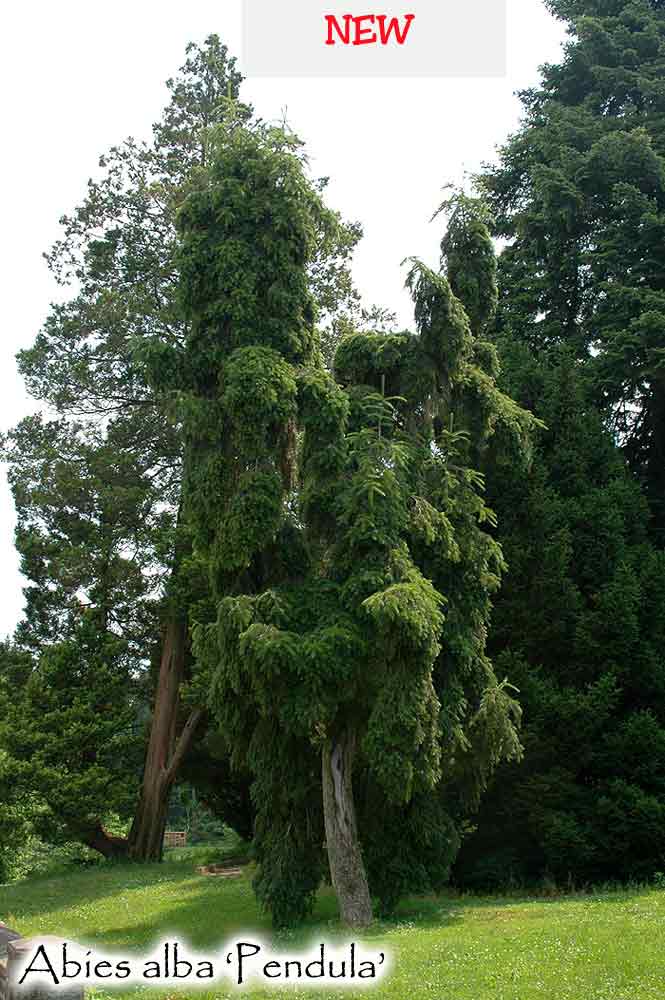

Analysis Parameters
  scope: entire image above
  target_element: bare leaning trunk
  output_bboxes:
[322,728,373,928]
[128,614,202,861]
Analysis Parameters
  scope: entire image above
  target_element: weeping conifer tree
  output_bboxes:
[178,122,536,927]
[176,118,331,925]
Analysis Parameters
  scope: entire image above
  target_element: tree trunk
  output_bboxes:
[322,728,373,928]
[81,822,129,859]
[127,770,171,862]
[128,614,202,861]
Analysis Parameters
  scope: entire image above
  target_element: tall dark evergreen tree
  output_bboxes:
[455,344,665,885]
[5,37,361,861]
[450,1,665,878]
[480,0,665,537]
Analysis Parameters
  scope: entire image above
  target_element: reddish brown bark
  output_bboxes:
[128,615,202,861]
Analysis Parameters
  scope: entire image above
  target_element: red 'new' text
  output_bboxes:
[325,13,416,46]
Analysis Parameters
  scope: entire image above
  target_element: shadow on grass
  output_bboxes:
[4,860,654,954]
[74,882,462,955]
[2,861,205,925]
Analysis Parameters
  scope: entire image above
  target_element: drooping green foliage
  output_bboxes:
[178,133,535,924]
[176,119,344,925]
[175,120,321,592]
[438,192,498,336]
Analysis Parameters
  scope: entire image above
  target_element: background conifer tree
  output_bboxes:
[2,38,361,861]
[456,343,665,886]
[453,0,665,881]
[480,0,665,537]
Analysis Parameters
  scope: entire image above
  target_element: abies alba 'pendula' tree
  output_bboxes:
[178,123,535,927]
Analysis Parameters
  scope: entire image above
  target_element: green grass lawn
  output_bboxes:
[2,859,665,999]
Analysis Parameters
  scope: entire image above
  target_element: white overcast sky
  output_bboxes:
[0,1,567,640]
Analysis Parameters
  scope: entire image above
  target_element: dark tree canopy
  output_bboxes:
[480,0,665,535]
[456,0,665,885]
[456,345,665,886]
